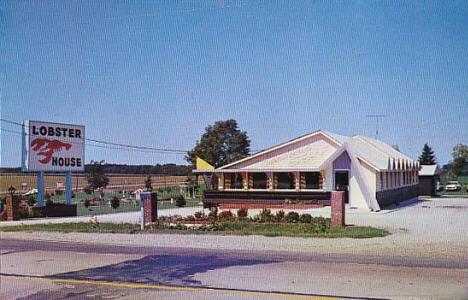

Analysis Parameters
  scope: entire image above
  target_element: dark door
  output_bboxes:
[334,170,349,203]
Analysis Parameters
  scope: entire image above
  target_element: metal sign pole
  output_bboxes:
[38,172,44,207]
[66,171,72,205]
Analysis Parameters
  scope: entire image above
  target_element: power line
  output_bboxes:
[0,118,188,154]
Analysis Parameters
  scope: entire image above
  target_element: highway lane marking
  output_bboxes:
[0,274,357,300]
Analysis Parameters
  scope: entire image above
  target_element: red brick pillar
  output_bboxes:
[331,191,345,227]
[144,192,158,224]
[6,194,20,221]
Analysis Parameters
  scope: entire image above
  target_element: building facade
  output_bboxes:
[197,130,419,211]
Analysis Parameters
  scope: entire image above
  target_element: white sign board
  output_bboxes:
[22,120,85,172]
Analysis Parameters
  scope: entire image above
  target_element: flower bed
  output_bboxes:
[153,208,331,234]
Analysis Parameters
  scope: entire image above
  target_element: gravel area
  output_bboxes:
[1,197,467,260]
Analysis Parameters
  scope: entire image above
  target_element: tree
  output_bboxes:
[418,143,436,165]
[449,144,468,179]
[145,175,153,191]
[186,120,250,168]
[86,160,109,195]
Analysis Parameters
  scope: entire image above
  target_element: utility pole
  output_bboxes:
[366,114,386,137]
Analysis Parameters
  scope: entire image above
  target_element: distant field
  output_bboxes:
[0,173,201,195]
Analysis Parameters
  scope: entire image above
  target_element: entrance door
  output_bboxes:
[334,170,349,203]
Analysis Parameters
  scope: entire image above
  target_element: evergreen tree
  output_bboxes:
[418,143,436,165]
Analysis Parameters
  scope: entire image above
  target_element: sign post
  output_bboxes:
[38,172,44,207]
[66,171,72,205]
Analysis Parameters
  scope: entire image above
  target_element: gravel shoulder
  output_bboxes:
[1,197,467,260]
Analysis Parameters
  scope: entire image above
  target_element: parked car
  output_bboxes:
[436,182,444,192]
[445,181,461,192]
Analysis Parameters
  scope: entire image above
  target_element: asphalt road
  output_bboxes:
[1,238,467,300]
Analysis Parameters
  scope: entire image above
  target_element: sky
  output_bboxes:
[1,0,467,168]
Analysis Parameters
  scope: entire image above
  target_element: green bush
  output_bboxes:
[45,193,51,200]
[175,195,186,207]
[299,213,312,223]
[46,199,54,207]
[26,195,37,207]
[194,211,204,219]
[111,196,120,209]
[84,199,91,208]
[285,211,300,223]
[208,207,218,221]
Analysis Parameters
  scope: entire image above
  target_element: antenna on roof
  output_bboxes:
[366,114,386,138]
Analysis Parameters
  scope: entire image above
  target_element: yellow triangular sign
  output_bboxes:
[196,157,214,170]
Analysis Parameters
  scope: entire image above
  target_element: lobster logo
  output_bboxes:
[31,138,72,164]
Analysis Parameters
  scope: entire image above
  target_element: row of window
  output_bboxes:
[223,172,323,190]
[379,170,418,190]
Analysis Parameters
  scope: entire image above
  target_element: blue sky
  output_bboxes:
[1,0,467,167]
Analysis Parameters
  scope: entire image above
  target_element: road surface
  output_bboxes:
[1,238,467,300]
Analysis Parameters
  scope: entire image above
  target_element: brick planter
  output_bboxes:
[32,204,77,217]
[219,203,325,210]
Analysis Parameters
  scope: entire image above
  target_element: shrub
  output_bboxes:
[84,186,92,195]
[275,210,285,222]
[46,199,54,207]
[111,196,120,209]
[219,210,233,220]
[237,207,248,218]
[299,213,312,223]
[84,199,91,208]
[45,193,51,200]
[258,209,274,223]
[71,192,76,199]
[208,207,218,221]
[285,211,300,223]
[55,189,64,195]
[194,211,204,219]
[186,215,196,222]
[175,195,186,207]
[26,196,37,207]
[18,202,30,218]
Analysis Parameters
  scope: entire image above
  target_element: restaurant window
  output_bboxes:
[300,172,322,189]
[275,172,295,189]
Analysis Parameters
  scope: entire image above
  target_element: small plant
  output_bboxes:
[208,207,218,221]
[71,192,76,199]
[194,211,204,219]
[299,213,312,223]
[284,198,291,204]
[285,211,300,223]
[110,196,120,209]
[219,210,233,220]
[45,193,52,201]
[237,207,248,218]
[275,210,285,222]
[175,195,186,207]
[84,199,91,208]
[258,209,274,223]
[46,199,54,207]
[18,202,30,218]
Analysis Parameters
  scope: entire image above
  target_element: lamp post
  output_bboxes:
[8,185,16,196]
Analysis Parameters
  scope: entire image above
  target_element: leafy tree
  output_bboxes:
[145,175,153,191]
[418,143,436,165]
[449,144,468,179]
[86,160,109,195]
[186,119,250,168]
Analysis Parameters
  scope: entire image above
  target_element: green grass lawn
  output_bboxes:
[0,221,389,238]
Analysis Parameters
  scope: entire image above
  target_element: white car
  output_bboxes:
[445,181,461,192]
